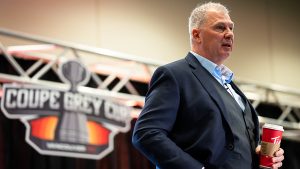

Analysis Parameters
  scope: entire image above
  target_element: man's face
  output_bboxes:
[195,11,234,65]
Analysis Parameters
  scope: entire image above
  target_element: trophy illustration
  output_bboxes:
[55,61,90,144]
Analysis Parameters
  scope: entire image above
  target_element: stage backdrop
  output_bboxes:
[0,55,299,169]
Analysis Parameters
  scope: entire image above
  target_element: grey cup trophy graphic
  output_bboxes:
[55,60,90,144]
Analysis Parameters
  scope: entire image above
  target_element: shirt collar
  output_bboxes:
[190,51,234,84]
[213,64,233,84]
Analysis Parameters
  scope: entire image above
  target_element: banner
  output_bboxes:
[1,60,132,159]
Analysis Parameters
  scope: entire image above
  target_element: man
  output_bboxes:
[132,2,284,169]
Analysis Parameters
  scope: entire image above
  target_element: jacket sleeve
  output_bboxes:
[132,66,204,169]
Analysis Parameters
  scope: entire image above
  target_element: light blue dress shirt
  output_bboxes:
[190,51,245,111]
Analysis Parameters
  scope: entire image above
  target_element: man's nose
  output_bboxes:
[224,29,234,39]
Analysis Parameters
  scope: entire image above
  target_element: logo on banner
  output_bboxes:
[1,60,132,159]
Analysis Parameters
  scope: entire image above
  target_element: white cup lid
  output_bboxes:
[263,123,284,131]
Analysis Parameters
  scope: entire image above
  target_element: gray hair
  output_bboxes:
[188,2,230,34]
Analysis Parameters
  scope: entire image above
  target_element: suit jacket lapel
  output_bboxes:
[185,53,232,125]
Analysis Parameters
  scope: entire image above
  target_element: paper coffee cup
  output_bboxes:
[259,123,284,168]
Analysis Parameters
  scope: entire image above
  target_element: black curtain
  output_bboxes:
[281,139,300,169]
[0,112,154,169]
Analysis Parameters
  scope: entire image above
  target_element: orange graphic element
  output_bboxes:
[30,116,110,145]
[30,116,58,140]
[87,121,110,145]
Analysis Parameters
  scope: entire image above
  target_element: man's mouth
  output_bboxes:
[222,43,232,48]
[221,42,233,51]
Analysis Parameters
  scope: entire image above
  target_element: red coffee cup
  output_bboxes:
[259,123,284,168]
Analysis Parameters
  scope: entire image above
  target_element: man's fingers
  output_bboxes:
[271,148,284,169]
[272,162,283,169]
[274,148,284,156]
[272,155,284,163]
[255,145,261,154]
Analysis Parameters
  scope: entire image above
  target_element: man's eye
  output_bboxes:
[216,26,225,31]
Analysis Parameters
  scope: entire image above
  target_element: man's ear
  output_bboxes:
[192,29,201,43]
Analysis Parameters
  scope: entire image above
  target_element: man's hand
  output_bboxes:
[272,148,284,169]
[256,145,284,169]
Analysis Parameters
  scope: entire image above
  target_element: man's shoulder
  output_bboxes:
[161,58,188,71]
[152,57,190,80]
[162,52,197,69]
[153,53,194,76]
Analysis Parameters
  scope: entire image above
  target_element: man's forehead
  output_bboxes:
[215,20,234,26]
[206,11,234,25]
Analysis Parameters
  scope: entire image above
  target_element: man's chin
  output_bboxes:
[221,53,230,59]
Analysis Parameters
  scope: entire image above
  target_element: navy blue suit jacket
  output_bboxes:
[132,53,260,169]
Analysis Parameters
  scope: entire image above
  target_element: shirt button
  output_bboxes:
[227,144,234,151]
